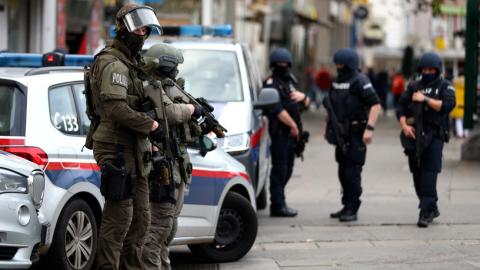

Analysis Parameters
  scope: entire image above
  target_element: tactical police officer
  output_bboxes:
[263,48,310,217]
[324,48,381,222]
[396,52,455,228]
[140,43,204,270]
[85,4,161,270]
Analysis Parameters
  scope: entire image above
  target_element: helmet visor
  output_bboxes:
[123,7,161,34]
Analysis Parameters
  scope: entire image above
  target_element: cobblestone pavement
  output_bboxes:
[172,110,480,270]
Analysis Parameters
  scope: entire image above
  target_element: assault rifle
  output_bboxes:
[412,90,425,166]
[162,78,227,138]
[323,96,348,155]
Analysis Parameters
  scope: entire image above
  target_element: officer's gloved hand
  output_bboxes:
[145,109,157,120]
[192,105,205,120]
[201,117,216,135]
[150,126,166,143]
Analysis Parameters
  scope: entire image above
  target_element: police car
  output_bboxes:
[0,151,45,269]
[142,25,274,210]
[0,52,258,269]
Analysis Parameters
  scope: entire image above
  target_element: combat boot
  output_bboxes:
[270,206,298,217]
[417,210,434,228]
[339,209,357,222]
[330,207,347,218]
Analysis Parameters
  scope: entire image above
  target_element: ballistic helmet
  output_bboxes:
[417,52,443,73]
[333,48,360,71]
[115,4,161,34]
[269,48,293,67]
[144,43,184,67]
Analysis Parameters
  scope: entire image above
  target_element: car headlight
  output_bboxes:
[217,133,250,154]
[28,170,45,209]
[0,168,28,194]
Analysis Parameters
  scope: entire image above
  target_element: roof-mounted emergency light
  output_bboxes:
[108,24,233,38]
[0,52,93,68]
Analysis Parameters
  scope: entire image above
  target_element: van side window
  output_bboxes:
[72,84,90,133]
[48,85,81,135]
[242,46,262,101]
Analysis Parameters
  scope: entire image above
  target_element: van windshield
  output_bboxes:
[178,50,243,102]
[0,83,26,136]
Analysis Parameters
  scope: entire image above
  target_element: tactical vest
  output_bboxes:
[143,79,197,185]
[408,78,451,131]
[267,75,302,135]
[90,47,145,145]
[330,73,369,123]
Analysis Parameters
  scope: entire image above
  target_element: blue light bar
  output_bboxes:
[0,53,43,67]
[0,53,93,68]
[107,24,233,38]
[64,54,93,66]
[181,25,233,37]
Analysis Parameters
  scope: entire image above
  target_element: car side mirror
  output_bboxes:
[199,136,217,157]
[253,88,280,110]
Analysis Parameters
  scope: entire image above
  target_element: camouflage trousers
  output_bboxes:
[142,181,185,270]
[93,141,150,270]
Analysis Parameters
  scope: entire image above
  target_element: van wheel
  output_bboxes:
[46,199,97,270]
[256,185,267,210]
[188,192,257,262]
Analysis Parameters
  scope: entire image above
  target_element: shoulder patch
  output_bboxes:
[362,83,373,90]
[112,72,128,88]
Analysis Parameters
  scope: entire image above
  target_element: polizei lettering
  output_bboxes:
[112,73,128,88]
[332,82,350,90]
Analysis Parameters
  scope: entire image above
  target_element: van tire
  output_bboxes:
[46,199,98,270]
[188,192,257,262]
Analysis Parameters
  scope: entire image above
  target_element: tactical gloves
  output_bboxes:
[192,104,205,120]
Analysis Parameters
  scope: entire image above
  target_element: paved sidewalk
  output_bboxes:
[173,111,480,270]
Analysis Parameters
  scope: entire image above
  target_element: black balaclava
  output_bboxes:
[336,66,352,77]
[421,71,439,85]
[272,63,289,78]
[156,66,179,80]
[118,28,148,56]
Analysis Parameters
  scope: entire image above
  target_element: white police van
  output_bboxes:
[0,51,259,269]
[143,25,273,209]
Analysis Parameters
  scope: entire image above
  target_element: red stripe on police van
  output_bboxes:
[0,137,25,146]
[250,125,264,148]
[192,169,250,182]
[45,162,247,182]
[46,162,100,171]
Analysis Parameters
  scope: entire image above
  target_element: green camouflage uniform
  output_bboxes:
[90,38,154,270]
[140,47,201,270]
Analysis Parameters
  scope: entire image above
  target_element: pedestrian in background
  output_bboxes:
[396,52,455,228]
[324,48,381,222]
[376,69,390,114]
[451,70,469,138]
[315,64,332,105]
[391,71,406,108]
[263,48,310,217]
[306,65,320,110]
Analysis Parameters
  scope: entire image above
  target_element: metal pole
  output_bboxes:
[202,0,213,26]
[464,0,478,129]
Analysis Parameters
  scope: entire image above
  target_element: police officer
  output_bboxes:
[396,52,455,228]
[324,48,381,222]
[87,4,161,270]
[140,44,204,270]
[264,48,310,217]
